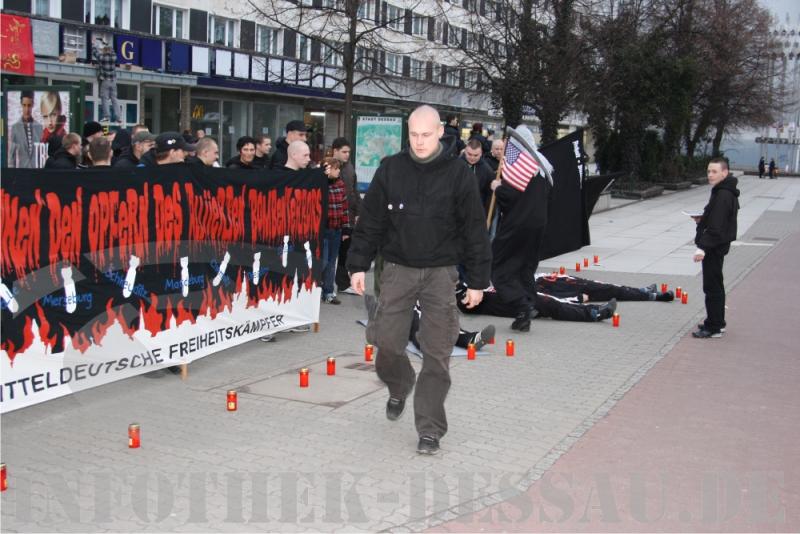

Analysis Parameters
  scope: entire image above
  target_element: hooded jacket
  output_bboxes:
[346,136,491,289]
[695,176,740,252]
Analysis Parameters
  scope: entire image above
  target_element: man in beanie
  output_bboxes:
[269,120,309,169]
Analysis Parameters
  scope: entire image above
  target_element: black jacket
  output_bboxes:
[444,124,465,155]
[695,176,739,252]
[137,149,157,167]
[460,155,495,212]
[113,150,140,168]
[252,154,269,168]
[347,137,491,289]
[226,156,256,169]
[268,137,289,169]
[485,155,500,173]
[44,147,78,169]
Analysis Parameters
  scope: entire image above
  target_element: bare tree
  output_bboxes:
[245,0,434,139]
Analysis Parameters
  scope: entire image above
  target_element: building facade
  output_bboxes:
[1,0,514,162]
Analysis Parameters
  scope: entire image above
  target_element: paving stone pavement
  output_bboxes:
[1,176,798,532]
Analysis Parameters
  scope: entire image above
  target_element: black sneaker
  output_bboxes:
[697,321,725,333]
[470,324,496,350]
[657,291,675,302]
[511,306,536,332]
[323,295,341,305]
[597,298,617,320]
[386,397,405,420]
[692,328,722,339]
[417,435,440,455]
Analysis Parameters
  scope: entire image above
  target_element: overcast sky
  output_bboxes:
[759,0,800,24]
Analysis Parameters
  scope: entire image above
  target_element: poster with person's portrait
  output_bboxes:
[5,89,71,168]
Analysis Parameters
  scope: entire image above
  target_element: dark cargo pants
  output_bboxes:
[366,262,460,439]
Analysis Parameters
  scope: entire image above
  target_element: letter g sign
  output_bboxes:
[121,40,134,61]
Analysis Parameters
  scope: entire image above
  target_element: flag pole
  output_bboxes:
[486,138,506,229]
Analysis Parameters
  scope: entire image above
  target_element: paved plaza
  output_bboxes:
[1,175,798,532]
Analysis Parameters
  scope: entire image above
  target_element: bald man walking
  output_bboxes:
[347,105,491,454]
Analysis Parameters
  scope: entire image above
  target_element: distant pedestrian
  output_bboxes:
[768,158,776,179]
[758,156,765,179]
[691,157,740,339]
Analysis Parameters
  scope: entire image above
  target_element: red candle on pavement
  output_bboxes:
[227,390,238,411]
[593,255,599,264]
[467,343,476,360]
[128,424,140,448]
[676,287,682,298]
[612,313,620,327]
[327,357,336,375]
[575,262,581,272]
[299,368,309,387]
[661,283,668,293]
[506,339,515,356]
[364,344,373,362]
[559,266,566,275]
[681,292,688,304]
[583,258,589,268]
[1,463,7,492]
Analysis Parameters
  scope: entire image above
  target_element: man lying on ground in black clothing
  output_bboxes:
[534,273,675,303]
[456,283,618,322]
[365,295,496,352]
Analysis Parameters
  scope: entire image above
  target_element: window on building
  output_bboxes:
[61,27,88,59]
[152,4,187,39]
[85,0,126,27]
[321,42,342,66]
[33,0,48,15]
[355,46,372,70]
[357,0,374,20]
[432,63,442,83]
[209,15,237,47]
[386,4,403,30]
[385,52,401,75]
[411,14,427,36]
[410,58,426,80]
[257,25,282,55]
[435,20,444,42]
[446,67,459,86]
[465,70,478,90]
[448,25,460,46]
[297,35,312,61]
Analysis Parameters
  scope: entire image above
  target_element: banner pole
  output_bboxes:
[486,139,506,229]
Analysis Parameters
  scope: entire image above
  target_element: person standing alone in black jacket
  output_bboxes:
[691,157,740,338]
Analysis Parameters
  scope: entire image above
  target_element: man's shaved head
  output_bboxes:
[408,105,444,160]
[286,140,311,170]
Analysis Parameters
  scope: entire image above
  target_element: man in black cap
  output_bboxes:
[269,120,309,169]
[139,132,194,166]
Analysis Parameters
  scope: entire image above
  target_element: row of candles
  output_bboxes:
[123,340,518,449]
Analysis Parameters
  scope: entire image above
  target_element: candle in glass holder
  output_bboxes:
[227,390,237,411]
[364,344,374,362]
[593,255,599,264]
[661,283,668,293]
[327,357,336,376]
[128,424,140,448]
[467,343,476,360]
[681,292,688,304]
[575,262,581,272]
[506,339,515,356]
[676,287,682,298]
[299,368,309,387]
[612,313,620,327]
[583,258,589,268]
[1,463,7,492]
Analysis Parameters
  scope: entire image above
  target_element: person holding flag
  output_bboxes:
[488,125,553,332]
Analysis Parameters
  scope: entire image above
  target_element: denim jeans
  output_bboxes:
[321,228,342,297]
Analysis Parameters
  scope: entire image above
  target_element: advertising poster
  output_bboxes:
[354,115,403,190]
[5,89,72,169]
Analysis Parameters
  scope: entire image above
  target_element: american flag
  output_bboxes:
[502,137,540,192]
